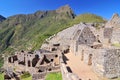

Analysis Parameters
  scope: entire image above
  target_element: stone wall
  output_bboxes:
[91,48,120,79]
[76,45,97,64]
[32,69,61,80]
[75,45,108,78]
[78,27,96,45]
[111,28,120,43]
[69,40,75,54]
[104,28,113,39]
[105,13,120,28]
[71,42,120,79]
[76,45,120,78]
[59,54,80,80]
[92,49,105,76]
[32,72,46,80]
[38,65,60,72]
[104,49,120,78]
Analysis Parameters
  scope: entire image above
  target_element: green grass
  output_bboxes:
[116,78,120,80]
[0,73,4,80]
[112,43,120,47]
[74,13,106,23]
[110,78,120,80]
[21,76,32,80]
[45,72,62,80]
[20,72,32,80]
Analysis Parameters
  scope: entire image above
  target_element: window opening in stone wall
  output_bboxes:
[88,54,93,65]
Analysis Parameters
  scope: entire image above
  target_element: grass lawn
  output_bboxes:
[20,72,32,80]
[112,43,120,47]
[45,72,62,80]
[0,73,4,80]
[110,78,120,80]
[21,76,32,80]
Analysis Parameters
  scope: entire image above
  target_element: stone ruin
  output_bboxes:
[46,14,120,79]
[3,13,120,80]
[4,47,60,80]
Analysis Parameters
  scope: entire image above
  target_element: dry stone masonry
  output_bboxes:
[4,48,61,80]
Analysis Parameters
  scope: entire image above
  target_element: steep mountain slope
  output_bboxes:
[66,13,106,28]
[0,5,106,56]
[0,5,75,54]
[0,15,6,22]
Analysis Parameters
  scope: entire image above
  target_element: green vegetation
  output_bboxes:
[65,13,106,30]
[112,43,120,47]
[20,72,31,80]
[117,78,120,80]
[110,78,120,80]
[0,5,106,67]
[21,76,32,80]
[0,73,4,80]
[45,72,62,80]
[0,59,3,68]
[74,13,106,23]
[0,55,4,68]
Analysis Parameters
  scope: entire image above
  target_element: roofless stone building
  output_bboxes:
[4,48,60,80]
[50,13,120,79]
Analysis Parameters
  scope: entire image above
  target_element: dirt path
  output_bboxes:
[64,52,108,80]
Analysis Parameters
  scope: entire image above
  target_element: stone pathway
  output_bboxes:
[64,52,108,80]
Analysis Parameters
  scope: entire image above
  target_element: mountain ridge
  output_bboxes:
[0,5,75,54]
[0,5,106,56]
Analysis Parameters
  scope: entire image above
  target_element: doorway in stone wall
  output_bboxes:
[28,60,31,67]
[81,50,84,61]
[88,54,92,65]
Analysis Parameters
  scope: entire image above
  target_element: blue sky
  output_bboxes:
[0,0,119,19]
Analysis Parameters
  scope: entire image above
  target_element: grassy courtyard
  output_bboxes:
[20,72,32,80]
[21,76,32,80]
[0,73,4,80]
[112,43,120,47]
[45,72,62,80]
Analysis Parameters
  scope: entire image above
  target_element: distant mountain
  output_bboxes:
[0,5,106,56]
[0,15,6,22]
[0,5,75,54]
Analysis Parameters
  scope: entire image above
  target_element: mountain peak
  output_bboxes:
[56,5,71,13]
[61,4,71,9]
[56,5,75,19]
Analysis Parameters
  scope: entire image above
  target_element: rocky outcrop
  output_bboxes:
[0,15,6,22]
[56,5,76,19]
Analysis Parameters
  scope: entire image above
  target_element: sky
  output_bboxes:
[0,0,120,19]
